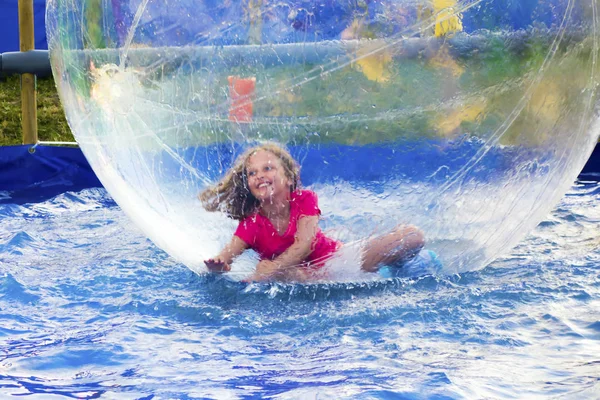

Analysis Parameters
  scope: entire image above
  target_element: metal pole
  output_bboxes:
[18,0,38,145]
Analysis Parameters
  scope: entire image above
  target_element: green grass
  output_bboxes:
[0,74,73,146]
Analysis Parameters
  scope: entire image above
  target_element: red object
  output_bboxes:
[234,190,341,267]
[228,76,256,123]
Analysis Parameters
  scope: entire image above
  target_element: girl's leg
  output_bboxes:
[361,225,425,273]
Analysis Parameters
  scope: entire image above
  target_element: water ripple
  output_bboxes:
[0,186,599,398]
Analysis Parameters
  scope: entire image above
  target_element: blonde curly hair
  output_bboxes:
[199,142,300,220]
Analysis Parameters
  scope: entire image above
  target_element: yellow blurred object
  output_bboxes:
[342,18,392,82]
[527,81,561,126]
[436,101,486,136]
[521,80,562,144]
[433,0,463,37]
[355,48,393,83]
[428,45,464,77]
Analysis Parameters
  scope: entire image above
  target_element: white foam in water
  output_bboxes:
[46,0,600,282]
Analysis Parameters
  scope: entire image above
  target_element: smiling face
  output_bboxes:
[245,150,293,203]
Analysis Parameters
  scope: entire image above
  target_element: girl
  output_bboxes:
[200,142,425,282]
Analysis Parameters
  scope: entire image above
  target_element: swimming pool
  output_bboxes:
[1,176,598,398]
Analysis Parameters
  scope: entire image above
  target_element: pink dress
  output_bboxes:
[234,190,340,268]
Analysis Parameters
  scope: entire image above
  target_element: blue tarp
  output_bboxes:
[0,145,101,204]
[580,144,600,181]
[164,139,530,188]
[0,143,597,205]
[0,0,47,53]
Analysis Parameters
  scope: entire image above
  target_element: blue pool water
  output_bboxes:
[1,181,599,399]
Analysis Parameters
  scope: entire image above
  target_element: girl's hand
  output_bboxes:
[280,266,310,283]
[246,261,310,283]
[246,260,280,282]
[204,258,231,274]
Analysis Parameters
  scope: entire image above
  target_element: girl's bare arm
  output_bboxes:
[253,216,318,280]
[205,236,249,273]
[218,235,249,264]
[275,215,318,268]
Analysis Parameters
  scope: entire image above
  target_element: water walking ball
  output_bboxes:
[47,0,600,278]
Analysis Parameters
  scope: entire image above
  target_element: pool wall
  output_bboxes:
[1,143,598,203]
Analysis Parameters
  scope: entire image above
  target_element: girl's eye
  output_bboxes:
[247,171,256,176]
[265,166,272,171]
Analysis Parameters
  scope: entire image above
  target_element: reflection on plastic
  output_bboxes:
[46,0,600,280]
